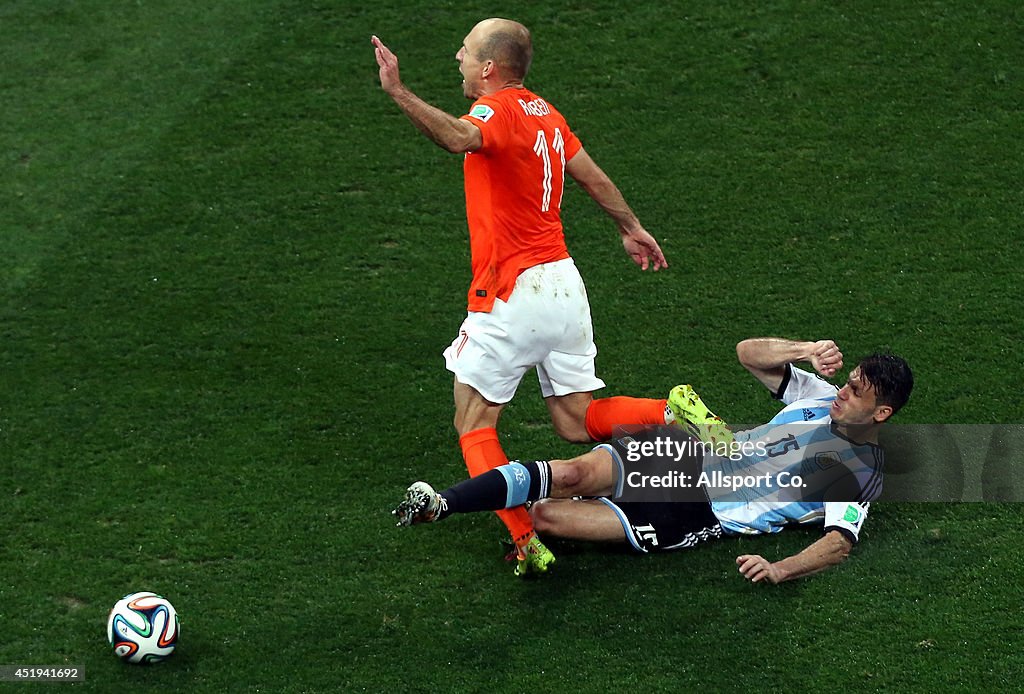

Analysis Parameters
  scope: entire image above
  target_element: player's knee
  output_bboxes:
[529,500,559,534]
[551,457,589,495]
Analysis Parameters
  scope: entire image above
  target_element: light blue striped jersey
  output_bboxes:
[708,365,880,542]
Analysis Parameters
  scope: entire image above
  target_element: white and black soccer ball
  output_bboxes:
[107,591,179,664]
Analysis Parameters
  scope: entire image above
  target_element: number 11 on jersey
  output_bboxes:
[533,128,566,213]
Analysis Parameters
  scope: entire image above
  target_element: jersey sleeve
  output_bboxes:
[562,127,582,160]
[823,501,869,544]
[460,97,508,150]
[775,364,839,404]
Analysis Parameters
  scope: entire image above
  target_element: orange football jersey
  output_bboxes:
[458,88,582,312]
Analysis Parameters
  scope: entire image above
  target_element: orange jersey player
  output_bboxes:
[374,18,672,577]
[460,88,578,312]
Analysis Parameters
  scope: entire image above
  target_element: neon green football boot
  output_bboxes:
[668,384,734,447]
[514,535,556,578]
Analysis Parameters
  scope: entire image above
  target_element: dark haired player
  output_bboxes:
[394,338,914,584]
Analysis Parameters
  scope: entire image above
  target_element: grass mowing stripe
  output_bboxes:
[2,1,1023,690]
[0,0,290,295]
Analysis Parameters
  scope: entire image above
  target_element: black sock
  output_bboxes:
[524,460,552,500]
[436,460,552,519]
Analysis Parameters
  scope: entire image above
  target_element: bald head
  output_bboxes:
[471,18,532,81]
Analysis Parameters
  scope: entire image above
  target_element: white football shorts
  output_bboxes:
[443,258,606,404]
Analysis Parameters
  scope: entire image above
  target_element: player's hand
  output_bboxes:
[808,339,843,378]
[736,554,783,584]
[371,35,403,95]
[622,228,668,271]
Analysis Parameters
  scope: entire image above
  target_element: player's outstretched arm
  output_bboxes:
[736,338,844,392]
[371,35,482,153]
[565,148,667,271]
[736,530,852,584]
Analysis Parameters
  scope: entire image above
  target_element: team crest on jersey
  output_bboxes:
[467,104,495,122]
[814,451,842,469]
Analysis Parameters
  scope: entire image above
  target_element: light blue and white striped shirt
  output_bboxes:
[708,366,880,542]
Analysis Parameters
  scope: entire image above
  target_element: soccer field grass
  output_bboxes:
[2,1,1023,690]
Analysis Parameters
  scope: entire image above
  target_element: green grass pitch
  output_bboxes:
[2,0,1023,690]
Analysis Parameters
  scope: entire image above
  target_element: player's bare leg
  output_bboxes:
[529,498,628,543]
[452,379,503,437]
[394,448,617,525]
[453,379,555,575]
[394,449,617,576]
[547,448,617,498]
[546,390,671,444]
[544,391,593,443]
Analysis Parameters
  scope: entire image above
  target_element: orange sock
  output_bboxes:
[459,427,535,545]
[584,396,669,442]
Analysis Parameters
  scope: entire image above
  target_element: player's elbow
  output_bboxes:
[442,122,482,154]
[736,339,756,369]
[441,138,471,154]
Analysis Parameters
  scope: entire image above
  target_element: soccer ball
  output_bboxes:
[107,591,179,664]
